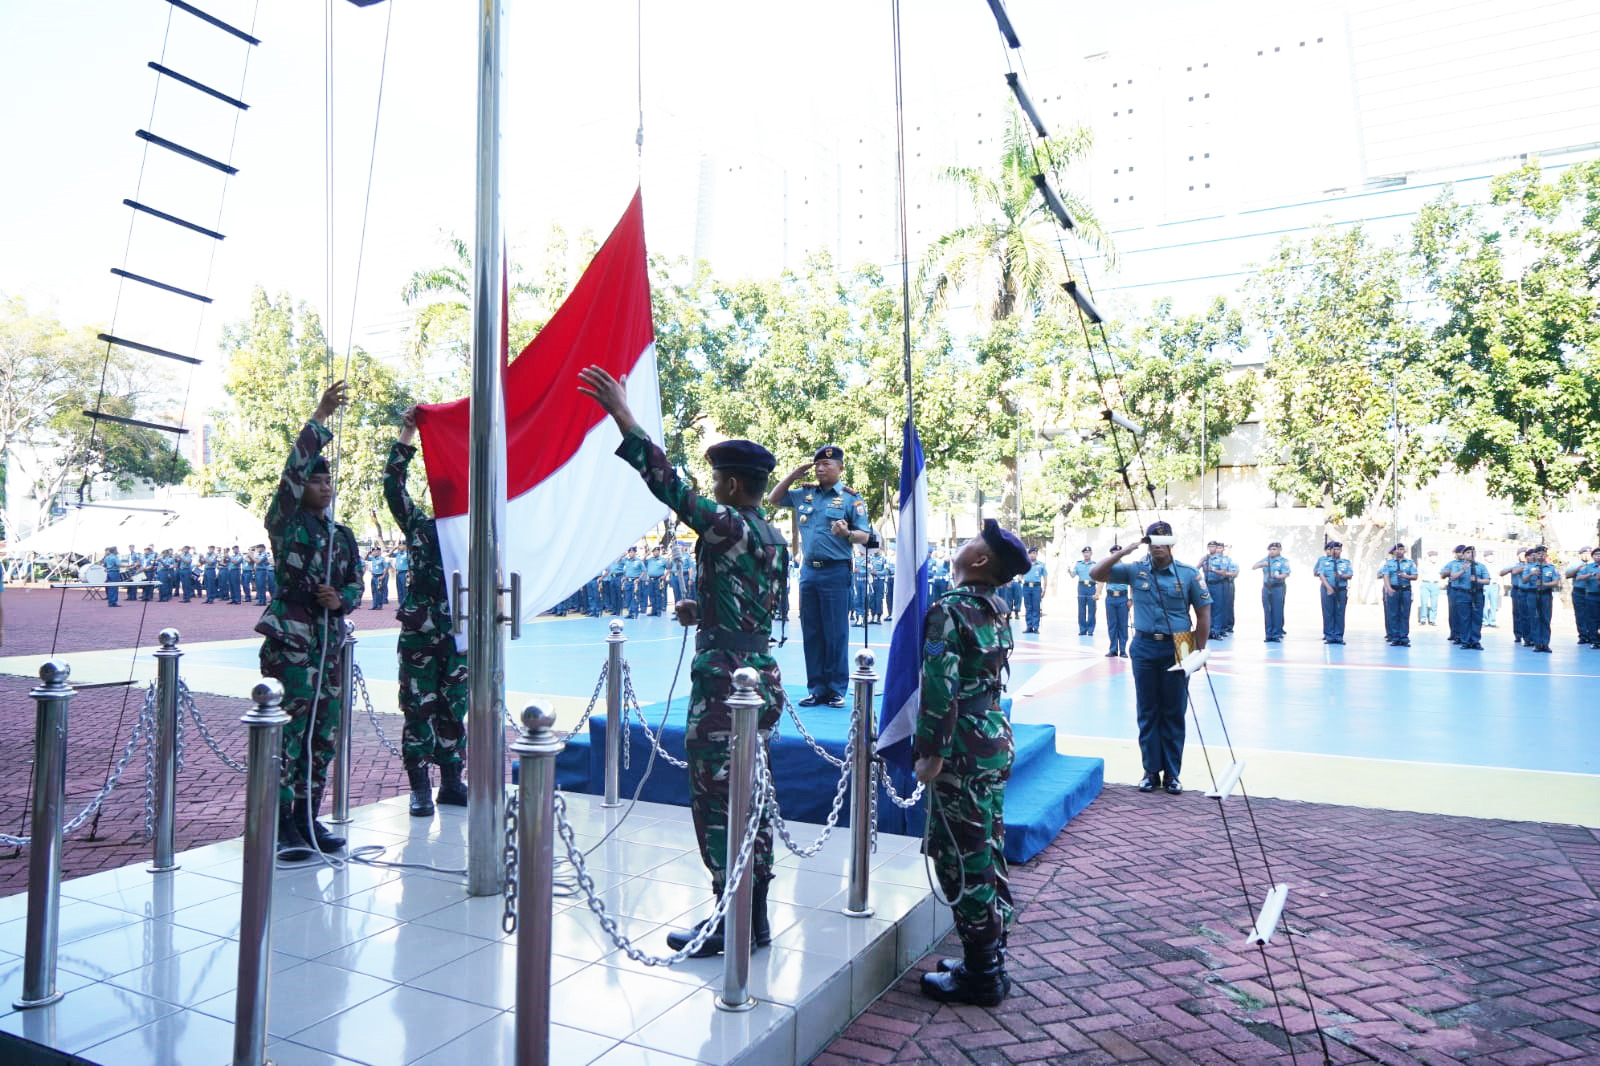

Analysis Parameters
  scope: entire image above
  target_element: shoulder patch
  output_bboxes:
[923,638,946,658]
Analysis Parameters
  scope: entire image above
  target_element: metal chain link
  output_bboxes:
[180,680,248,773]
[142,683,158,840]
[767,709,856,858]
[1,686,163,845]
[780,690,848,769]
[867,757,880,855]
[879,761,925,809]
[565,661,609,739]
[553,760,768,966]
[353,663,403,758]
[502,791,519,934]
[620,661,687,770]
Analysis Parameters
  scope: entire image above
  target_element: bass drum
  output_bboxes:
[81,563,107,585]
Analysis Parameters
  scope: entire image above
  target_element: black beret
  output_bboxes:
[980,519,1030,583]
[1326,541,1342,549]
[706,439,776,476]
[813,444,844,462]
[309,456,330,477]
[1454,544,1466,552]
[1529,544,1547,553]
[1146,521,1173,537]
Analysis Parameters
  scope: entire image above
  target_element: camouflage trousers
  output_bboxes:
[398,634,468,769]
[926,764,1014,945]
[685,650,782,893]
[260,638,343,806]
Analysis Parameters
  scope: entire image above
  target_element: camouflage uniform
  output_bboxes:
[616,427,787,891]
[383,440,468,769]
[255,420,363,806]
[914,583,1016,945]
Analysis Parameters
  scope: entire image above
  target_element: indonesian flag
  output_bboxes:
[413,189,664,637]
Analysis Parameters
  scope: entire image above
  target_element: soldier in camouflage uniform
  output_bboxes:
[579,365,787,958]
[386,408,470,817]
[914,518,1028,1007]
[255,380,364,862]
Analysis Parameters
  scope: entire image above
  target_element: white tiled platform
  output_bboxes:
[0,794,951,1065]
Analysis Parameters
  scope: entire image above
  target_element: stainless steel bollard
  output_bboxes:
[150,628,182,873]
[602,619,625,807]
[843,648,878,918]
[331,619,356,825]
[13,661,76,1009]
[511,701,563,1066]
[232,679,290,1066]
[716,668,763,1013]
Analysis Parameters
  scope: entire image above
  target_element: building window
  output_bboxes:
[1128,195,1135,201]
[1114,197,1120,203]
[1114,168,1120,174]
[1128,165,1135,172]
[1188,155,1194,161]
[1204,93,1210,98]
[1188,96,1194,102]
[1205,183,1211,188]
[1188,185,1194,191]
[1204,152,1211,158]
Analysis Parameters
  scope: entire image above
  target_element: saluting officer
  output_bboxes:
[1313,541,1353,644]
[767,444,872,708]
[915,518,1027,1008]
[1090,522,1211,796]
[581,365,788,958]
[1378,543,1418,646]
[1252,541,1291,642]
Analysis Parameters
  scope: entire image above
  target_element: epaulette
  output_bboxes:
[840,484,859,496]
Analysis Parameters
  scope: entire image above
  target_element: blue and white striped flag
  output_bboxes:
[876,417,930,774]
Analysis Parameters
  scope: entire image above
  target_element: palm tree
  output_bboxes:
[916,105,1111,324]
[915,105,1111,528]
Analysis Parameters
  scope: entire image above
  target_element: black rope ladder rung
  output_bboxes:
[97,333,204,366]
[109,267,213,304]
[164,0,261,45]
[135,129,239,175]
[147,62,249,110]
[122,199,226,241]
[81,410,189,436]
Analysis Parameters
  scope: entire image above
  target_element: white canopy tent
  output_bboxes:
[7,497,269,557]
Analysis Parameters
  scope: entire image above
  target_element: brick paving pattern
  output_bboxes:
[3,587,1599,1063]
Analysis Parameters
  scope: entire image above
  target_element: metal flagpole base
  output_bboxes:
[13,991,64,1010]
[714,995,758,1014]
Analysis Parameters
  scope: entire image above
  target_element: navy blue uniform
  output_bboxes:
[1378,557,1418,645]
[1256,554,1291,640]
[1313,554,1353,643]
[1071,560,1097,634]
[779,481,870,703]
[1021,559,1047,633]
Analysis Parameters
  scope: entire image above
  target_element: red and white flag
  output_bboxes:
[414,190,664,637]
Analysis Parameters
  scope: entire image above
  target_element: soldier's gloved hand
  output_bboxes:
[1168,647,1210,675]
[674,599,699,627]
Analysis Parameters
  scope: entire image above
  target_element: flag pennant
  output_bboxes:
[414,189,665,642]
[876,416,930,773]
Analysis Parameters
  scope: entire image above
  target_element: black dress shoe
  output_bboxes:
[797,695,823,707]
[1138,774,1158,793]
[826,694,847,708]
[1164,778,1183,795]
[1105,651,1117,657]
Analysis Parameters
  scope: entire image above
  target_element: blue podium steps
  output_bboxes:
[555,689,1102,863]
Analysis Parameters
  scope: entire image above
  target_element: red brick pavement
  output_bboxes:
[4,588,1599,1064]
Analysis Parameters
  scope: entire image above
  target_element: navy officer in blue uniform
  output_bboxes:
[1378,543,1419,646]
[768,444,872,707]
[1312,541,1354,644]
[1020,549,1047,633]
[1090,521,1211,796]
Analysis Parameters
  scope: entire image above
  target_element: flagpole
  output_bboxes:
[466,0,508,898]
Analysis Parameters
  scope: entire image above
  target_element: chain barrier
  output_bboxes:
[553,764,768,967]
[502,791,520,934]
[180,679,248,774]
[766,709,856,858]
[620,661,687,770]
[780,691,847,769]
[879,760,925,809]
[0,686,157,849]
[566,661,608,739]
[142,683,158,840]
[352,663,403,758]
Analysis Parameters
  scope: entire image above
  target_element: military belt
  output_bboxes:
[695,628,772,654]
[956,693,997,715]
[806,558,848,568]
[1134,629,1191,642]
[1024,582,1042,587]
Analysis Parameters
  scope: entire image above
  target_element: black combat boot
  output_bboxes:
[666,901,725,958]
[921,938,1009,1006]
[435,762,470,807]
[406,763,435,817]
[294,793,345,853]
[276,804,313,863]
[753,878,772,949]
[936,929,1008,979]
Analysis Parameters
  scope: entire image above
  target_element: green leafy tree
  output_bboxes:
[1412,163,1600,536]
[206,288,410,541]
[1250,224,1436,539]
